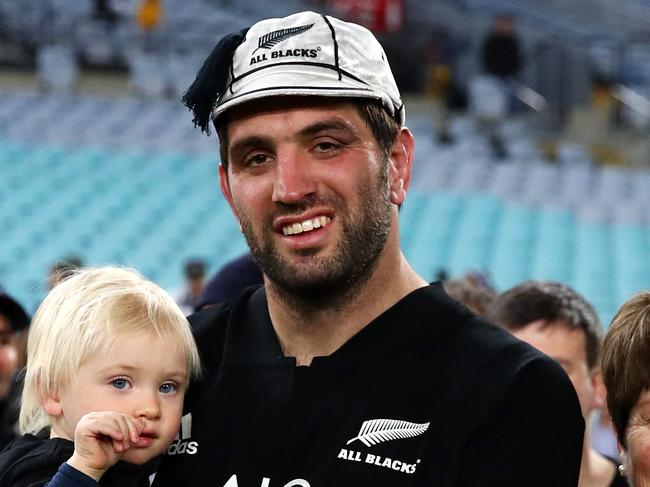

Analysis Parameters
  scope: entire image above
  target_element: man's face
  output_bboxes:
[219,98,395,301]
[0,313,17,398]
[510,319,598,419]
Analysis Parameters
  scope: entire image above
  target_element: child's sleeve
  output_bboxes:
[44,463,98,487]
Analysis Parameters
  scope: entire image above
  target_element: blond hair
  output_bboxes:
[601,292,650,445]
[20,266,201,434]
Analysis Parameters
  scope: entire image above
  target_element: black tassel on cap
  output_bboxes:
[182,27,249,135]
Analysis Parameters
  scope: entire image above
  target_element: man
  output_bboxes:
[0,288,30,449]
[47,255,83,290]
[443,273,496,316]
[480,13,522,81]
[153,11,583,486]
[171,259,207,315]
[487,281,626,487]
[195,253,263,311]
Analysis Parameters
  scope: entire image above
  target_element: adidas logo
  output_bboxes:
[166,413,198,455]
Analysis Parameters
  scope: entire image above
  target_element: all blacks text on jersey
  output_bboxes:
[223,476,310,487]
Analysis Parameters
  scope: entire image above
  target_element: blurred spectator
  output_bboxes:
[94,0,120,24]
[171,259,207,315]
[0,288,30,450]
[474,13,524,159]
[422,26,468,144]
[47,255,83,290]
[137,0,163,31]
[601,292,650,486]
[480,13,522,81]
[196,253,263,311]
[443,276,496,316]
[137,0,164,52]
[487,281,626,487]
[434,268,449,282]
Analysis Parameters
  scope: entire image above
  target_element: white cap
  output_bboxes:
[212,11,405,124]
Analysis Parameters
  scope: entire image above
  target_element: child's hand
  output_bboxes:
[66,411,146,481]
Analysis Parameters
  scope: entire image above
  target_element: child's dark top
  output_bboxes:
[0,429,155,487]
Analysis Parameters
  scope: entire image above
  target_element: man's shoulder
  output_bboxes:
[187,284,265,373]
[417,283,529,359]
[418,283,568,391]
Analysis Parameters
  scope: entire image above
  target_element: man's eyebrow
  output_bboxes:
[297,120,359,139]
[229,135,274,160]
[229,120,359,160]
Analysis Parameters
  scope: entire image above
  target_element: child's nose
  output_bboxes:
[135,391,161,419]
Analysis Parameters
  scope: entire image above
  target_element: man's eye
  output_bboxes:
[0,332,12,346]
[245,153,270,166]
[314,141,338,152]
[111,378,130,390]
[159,382,177,394]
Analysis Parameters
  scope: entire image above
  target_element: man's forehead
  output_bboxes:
[514,319,588,359]
[225,96,361,126]
[521,318,584,336]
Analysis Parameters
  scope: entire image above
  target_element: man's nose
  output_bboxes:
[0,343,17,375]
[272,149,316,204]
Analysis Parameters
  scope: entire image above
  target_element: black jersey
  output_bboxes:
[153,283,584,487]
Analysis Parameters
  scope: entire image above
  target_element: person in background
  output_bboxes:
[0,267,201,486]
[152,10,583,486]
[170,259,206,315]
[487,281,626,487]
[195,253,263,311]
[48,256,84,291]
[136,0,164,52]
[443,276,496,316]
[601,291,650,487]
[0,288,30,450]
[480,13,522,82]
[475,13,524,158]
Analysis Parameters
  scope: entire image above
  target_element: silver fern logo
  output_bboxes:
[253,24,314,53]
[346,419,430,447]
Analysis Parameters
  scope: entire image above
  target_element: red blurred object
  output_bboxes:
[328,0,404,33]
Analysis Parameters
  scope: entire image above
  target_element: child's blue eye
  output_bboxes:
[111,378,129,389]
[159,383,176,394]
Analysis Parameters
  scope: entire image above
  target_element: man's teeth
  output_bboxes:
[283,216,331,236]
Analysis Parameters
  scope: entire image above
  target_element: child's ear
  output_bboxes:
[41,392,63,418]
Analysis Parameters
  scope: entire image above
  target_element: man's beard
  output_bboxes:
[237,164,392,309]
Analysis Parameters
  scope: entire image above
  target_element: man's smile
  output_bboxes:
[282,216,332,236]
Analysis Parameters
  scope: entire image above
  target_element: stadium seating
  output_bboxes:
[0,90,649,326]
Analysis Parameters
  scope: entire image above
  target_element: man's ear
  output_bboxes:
[388,128,414,206]
[591,367,607,410]
[218,164,242,232]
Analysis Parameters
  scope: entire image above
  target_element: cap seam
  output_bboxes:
[321,14,341,81]
[230,61,371,88]
[218,84,376,104]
